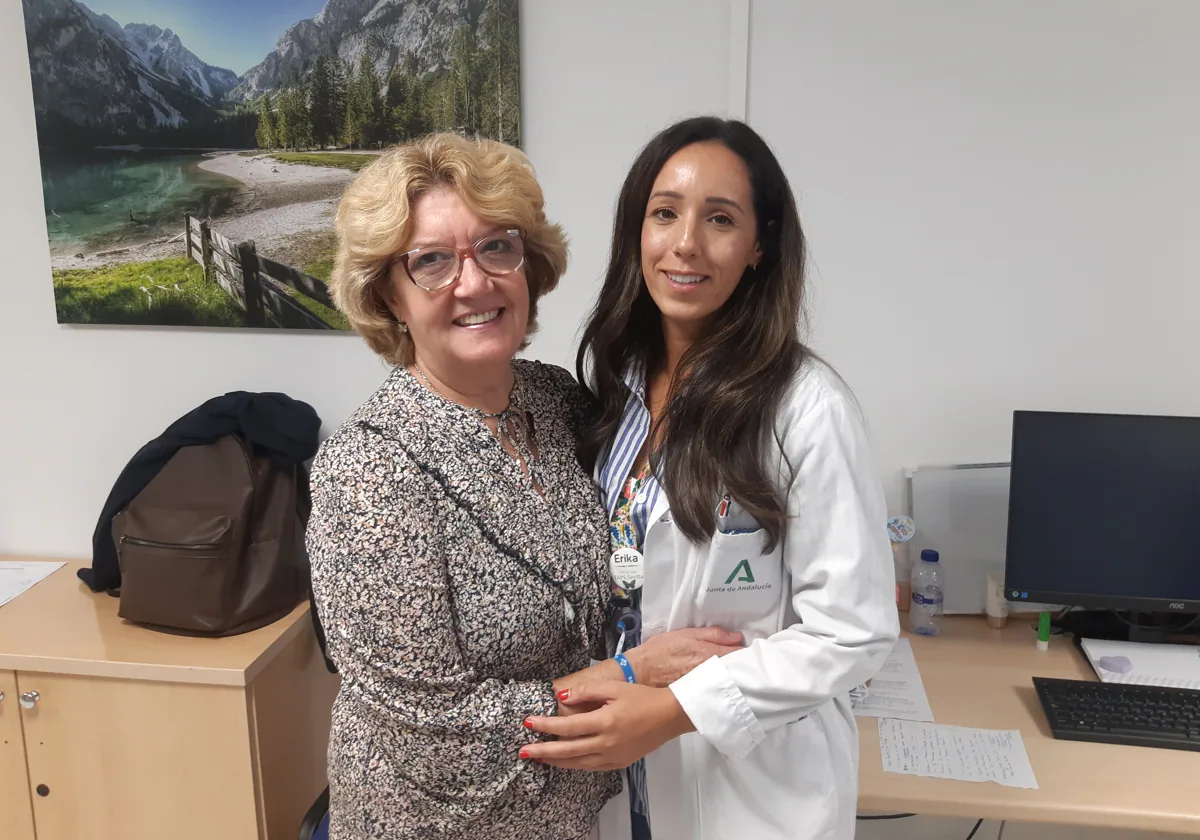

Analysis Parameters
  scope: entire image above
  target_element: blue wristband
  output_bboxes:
[614,653,636,684]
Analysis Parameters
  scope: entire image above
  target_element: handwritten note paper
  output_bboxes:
[853,638,935,722]
[0,560,66,608]
[879,719,1039,790]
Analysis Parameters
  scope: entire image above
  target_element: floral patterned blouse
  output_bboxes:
[306,359,621,839]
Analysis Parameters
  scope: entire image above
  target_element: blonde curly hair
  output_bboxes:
[330,133,568,365]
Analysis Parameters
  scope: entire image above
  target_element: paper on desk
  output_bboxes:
[1079,638,1200,690]
[0,560,66,608]
[879,719,1038,790]
[853,638,935,722]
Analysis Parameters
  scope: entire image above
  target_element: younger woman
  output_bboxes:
[523,117,900,840]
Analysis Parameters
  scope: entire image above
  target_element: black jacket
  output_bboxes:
[82,391,322,592]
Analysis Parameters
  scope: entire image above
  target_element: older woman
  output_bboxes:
[307,133,742,840]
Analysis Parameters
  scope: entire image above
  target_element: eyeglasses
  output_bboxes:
[394,229,526,291]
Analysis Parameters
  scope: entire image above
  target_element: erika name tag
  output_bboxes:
[609,547,645,591]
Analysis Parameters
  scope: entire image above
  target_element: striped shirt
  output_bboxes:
[598,364,661,833]
[600,366,663,529]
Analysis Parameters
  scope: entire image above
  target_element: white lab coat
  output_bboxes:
[596,359,900,840]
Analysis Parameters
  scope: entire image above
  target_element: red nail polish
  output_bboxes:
[523,719,533,729]
[520,750,530,759]
[557,689,570,701]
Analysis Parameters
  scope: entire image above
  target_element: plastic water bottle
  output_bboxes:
[909,549,944,636]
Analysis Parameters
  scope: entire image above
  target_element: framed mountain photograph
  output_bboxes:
[20,0,521,330]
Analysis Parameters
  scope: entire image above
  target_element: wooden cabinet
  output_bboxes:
[0,558,338,840]
[1,670,36,840]
[20,673,260,840]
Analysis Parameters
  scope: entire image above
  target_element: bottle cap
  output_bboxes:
[920,549,940,563]
[887,515,916,543]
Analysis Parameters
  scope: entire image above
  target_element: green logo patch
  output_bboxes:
[724,559,755,585]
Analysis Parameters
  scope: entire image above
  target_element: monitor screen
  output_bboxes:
[1005,410,1200,613]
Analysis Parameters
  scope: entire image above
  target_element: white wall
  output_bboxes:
[520,1,736,369]
[3,0,1199,552]
[747,0,1200,513]
[0,0,735,558]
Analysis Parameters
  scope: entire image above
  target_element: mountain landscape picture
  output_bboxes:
[20,0,521,330]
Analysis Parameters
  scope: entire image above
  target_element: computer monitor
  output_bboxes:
[1004,410,1200,615]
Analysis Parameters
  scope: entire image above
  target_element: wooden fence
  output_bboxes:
[185,214,336,329]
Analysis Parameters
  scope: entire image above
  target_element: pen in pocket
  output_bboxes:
[715,494,756,534]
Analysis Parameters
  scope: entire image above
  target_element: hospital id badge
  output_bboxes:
[609,547,645,592]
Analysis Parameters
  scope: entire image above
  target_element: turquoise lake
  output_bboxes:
[39,149,241,256]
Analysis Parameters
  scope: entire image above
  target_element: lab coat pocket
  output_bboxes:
[715,496,760,534]
[693,717,838,840]
[695,530,784,627]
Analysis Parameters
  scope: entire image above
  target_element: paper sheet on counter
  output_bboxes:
[879,719,1039,789]
[1080,637,1200,690]
[0,560,66,608]
[852,637,935,722]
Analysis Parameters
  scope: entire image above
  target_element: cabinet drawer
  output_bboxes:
[19,672,259,840]
[1,670,36,840]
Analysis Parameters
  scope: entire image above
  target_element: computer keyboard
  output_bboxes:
[1034,677,1200,752]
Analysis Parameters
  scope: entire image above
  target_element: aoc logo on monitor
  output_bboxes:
[1168,602,1188,611]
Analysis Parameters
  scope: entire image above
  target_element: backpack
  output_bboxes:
[111,433,312,637]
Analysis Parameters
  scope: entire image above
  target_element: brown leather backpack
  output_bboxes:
[111,434,310,636]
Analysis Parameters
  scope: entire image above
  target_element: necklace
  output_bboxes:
[413,364,536,469]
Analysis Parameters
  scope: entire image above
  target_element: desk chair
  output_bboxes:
[298,786,330,840]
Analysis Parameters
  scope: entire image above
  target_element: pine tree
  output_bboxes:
[386,65,406,113]
[399,54,431,139]
[385,64,408,143]
[296,85,314,148]
[478,0,520,145]
[276,80,312,151]
[341,58,358,147]
[310,53,340,148]
[344,52,384,148]
[276,89,293,149]
[255,92,277,149]
[330,56,349,147]
[367,59,387,146]
[449,25,478,134]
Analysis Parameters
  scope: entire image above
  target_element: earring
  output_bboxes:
[751,259,761,271]
[398,322,409,334]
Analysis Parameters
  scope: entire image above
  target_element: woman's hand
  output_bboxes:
[552,661,621,717]
[521,681,695,770]
[549,625,742,706]
[625,626,744,687]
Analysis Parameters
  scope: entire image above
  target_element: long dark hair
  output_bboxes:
[575,117,811,551]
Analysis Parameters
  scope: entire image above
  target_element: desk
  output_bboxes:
[0,557,339,840]
[858,617,1200,835]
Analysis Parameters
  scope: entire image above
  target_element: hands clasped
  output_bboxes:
[523,625,744,770]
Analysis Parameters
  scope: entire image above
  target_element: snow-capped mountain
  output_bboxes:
[121,23,239,101]
[20,0,236,139]
[82,5,126,42]
[231,0,486,101]
[20,0,515,143]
